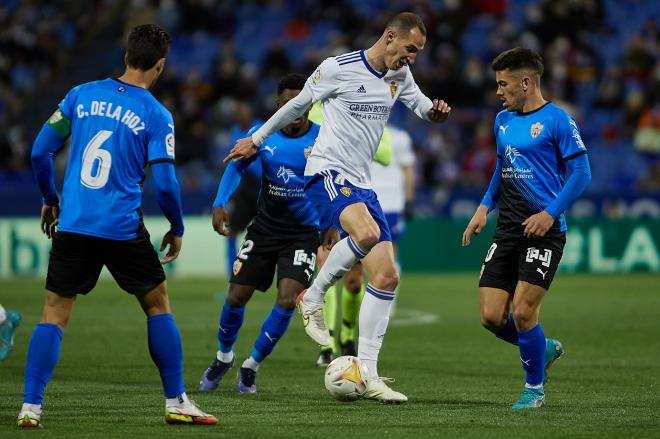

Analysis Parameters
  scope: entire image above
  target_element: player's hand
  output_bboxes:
[427,99,451,123]
[321,227,340,251]
[224,136,258,163]
[40,203,60,239]
[462,205,488,247]
[160,231,182,265]
[522,211,554,239]
[212,206,231,236]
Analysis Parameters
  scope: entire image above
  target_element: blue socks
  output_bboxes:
[147,313,184,398]
[250,305,294,362]
[518,324,546,387]
[24,323,63,405]
[495,314,519,345]
[218,299,246,353]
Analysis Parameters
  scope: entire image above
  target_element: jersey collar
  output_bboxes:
[360,50,387,79]
[516,101,551,116]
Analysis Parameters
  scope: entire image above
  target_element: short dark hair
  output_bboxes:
[387,12,427,37]
[277,73,306,95]
[126,24,171,71]
[491,47,544,77]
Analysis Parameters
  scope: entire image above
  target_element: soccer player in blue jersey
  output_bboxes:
[462,47,592,409]
[199,74,337,393]
[16,25,217,427]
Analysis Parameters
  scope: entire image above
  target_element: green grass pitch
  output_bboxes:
[1,274,659,438]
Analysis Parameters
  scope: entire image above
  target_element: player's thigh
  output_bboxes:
[276,232,319,294]
[103,231,166,296]
[231,229,278,292]
[361,241,398,290]
[46,232,104,297]
[478,238,519,295]
[136,281,171,316]
[339,202,379,239]
[517,234,566,291]
[479,287,511,329]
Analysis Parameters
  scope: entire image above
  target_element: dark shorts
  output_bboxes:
[46,230,166,297]
[478,234,566,293]
[230,226,320,292]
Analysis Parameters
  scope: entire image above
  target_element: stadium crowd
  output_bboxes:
[0,0,658,215]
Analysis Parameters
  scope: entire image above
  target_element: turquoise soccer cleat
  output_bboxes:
[543,338,564,385]
[512,387,545,409]
[0,311,21,362]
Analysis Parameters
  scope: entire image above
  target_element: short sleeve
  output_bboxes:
[57,85,81,120]
[148,109,176,164]
[306,57,341,102]
[554,111,588,160]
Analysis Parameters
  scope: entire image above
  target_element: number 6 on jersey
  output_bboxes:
[80,129,113,189]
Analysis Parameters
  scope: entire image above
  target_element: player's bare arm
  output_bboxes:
[212,205,231,236]
[521,211,555,238]
[427,99,451,123]
[462,204,488,247]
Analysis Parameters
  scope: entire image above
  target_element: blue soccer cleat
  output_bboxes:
[199,356,234,391]
[0,311,21,362]
[512,387,545,409]
[543,338,564,385]
[237,367,257,394]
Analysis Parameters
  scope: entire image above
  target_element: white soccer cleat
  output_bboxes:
[296,289,331,346]
[165,399,218,425]
[363,377,408,404]
[17,407,42,429]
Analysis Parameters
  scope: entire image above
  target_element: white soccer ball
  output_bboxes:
[324,355,367,401]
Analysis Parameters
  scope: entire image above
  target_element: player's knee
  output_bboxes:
[370,268,399,292]
[276,295,296,312]
[512,308,535,330]
[226,293,247,308]
[480,312,506,332]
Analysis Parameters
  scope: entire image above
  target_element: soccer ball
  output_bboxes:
[324,355,367,401]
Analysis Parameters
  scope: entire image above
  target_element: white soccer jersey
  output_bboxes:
[304,50,431,188]
[370,125,415,213]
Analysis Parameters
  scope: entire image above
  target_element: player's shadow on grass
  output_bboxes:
[409,398,502,407]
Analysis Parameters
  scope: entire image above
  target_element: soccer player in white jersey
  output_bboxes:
[227,12,451,403]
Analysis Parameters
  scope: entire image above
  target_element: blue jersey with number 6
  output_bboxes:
[56,78,175,240]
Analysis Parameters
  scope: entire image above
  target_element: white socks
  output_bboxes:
[305,237,367,305]
[166,392,190,407]
[242,356,260,371]
[20,403,42,415]
[217,350,234,363]
[0,305,5,325]
[358,284,396,379]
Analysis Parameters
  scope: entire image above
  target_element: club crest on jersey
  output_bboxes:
[390,81,397,98]
[313,68,321,83]
[232,259,243,275]
[304,146,313,159]
[530,122,544,138]
[340,187,352,197]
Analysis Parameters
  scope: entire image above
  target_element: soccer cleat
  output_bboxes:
[296,289,330,346]
[0,311,21,362]
[512,386,545,409]
[237,367,257,394]
[16,408,42,429]
[316,348,335,368]
[363,377,408,404]
[543,338,564,385]
[199,356,234,391]
[340,340,357,357]
[165,399,217,425]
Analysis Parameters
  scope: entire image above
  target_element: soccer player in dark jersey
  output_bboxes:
[17,25,217,427]
[462,47,591,409]
[199,74,336,393]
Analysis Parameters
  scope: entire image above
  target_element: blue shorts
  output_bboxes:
[304,170,392,243]
[384,212,405,243]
